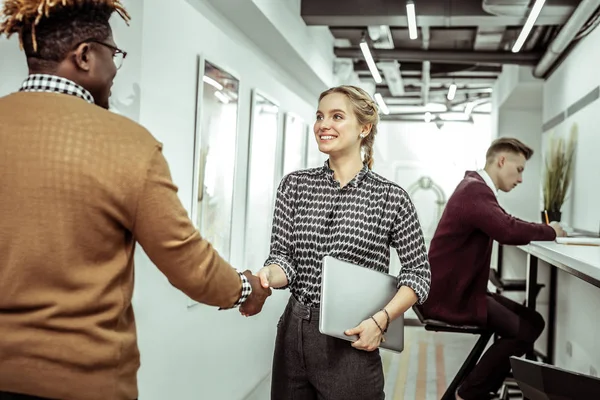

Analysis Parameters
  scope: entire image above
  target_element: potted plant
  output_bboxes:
[542,123,578,222]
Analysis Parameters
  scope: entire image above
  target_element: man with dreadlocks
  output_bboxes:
[0,1,271,400]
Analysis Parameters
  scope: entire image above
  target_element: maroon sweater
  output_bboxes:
[420,171,556,326]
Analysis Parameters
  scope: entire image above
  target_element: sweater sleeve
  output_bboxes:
[465,183,556,245]
[264,174,297,289]
[390,190,432,304]
[132,145,250,308]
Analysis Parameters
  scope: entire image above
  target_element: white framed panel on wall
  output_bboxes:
[189,55,241,307]
[244,89,281,272]
[281,112,308,176]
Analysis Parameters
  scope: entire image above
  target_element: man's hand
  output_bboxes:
[240,270,272,317]
[550,221,566,237]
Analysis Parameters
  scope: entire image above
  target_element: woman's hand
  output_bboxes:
[257,267,271,289]
[344,313,386,352]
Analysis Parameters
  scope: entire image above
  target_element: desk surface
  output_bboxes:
[518,241,600,288]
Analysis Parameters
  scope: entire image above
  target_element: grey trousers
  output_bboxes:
[271,296,385,400]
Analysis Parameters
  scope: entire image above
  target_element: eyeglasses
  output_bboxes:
[75,38,128,70]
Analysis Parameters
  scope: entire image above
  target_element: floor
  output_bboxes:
[245,327,521,399]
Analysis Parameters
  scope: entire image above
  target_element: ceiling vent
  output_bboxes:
[368,25,395,49]
[378,60,405,96]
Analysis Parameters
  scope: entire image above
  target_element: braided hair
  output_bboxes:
[318,85,380,169]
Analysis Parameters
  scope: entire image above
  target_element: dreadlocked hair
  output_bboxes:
[1,0,130,70]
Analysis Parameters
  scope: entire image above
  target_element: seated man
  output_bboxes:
[419,138,565,400]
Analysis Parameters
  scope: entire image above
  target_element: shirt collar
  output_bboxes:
[323,160,369,188]
[19,74,95,104]
[477,169,498,197]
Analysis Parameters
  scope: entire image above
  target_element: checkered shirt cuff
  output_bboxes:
[233,271,252,307]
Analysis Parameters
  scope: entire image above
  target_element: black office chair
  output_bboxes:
[412,306,493,400]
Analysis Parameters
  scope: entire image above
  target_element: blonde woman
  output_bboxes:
[255,86,431,399]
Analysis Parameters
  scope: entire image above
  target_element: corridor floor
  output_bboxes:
[246,327,519,399]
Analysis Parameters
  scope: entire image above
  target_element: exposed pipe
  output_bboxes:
[421,26,431,106]
[533,0,600,78]
[334,48,542,65]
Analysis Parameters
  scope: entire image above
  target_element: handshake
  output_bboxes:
[238,268,274,317]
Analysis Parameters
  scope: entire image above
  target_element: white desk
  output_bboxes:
[519,241,600,289]
[516,241,600,364]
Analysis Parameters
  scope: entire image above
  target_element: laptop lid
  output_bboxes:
[319,256,404,353]
[510,357,600,399]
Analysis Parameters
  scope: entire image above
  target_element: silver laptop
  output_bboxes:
[319,256,404,353]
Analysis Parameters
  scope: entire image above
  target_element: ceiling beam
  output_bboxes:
[301,0,576,26]
[335,48,542,65]
[353,61,502,74]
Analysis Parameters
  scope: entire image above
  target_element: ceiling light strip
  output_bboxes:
[360,41,383,83]
[374,93,390,115]
[406,1,418,40]
[447,83,457,101]
[512,0,547,53]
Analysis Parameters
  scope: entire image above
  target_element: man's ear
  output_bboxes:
[73,43,92,72]
[497,155,506,167]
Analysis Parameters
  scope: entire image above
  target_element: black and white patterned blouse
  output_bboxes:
[264,161,431,307]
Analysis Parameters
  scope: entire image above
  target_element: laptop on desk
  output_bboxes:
[319,256,404,353]
[510,357,600,399]
[566,227,600,238]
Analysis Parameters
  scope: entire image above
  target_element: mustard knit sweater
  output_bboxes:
[0,92,243,400]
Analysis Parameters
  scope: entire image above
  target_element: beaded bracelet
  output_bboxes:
[380,308,390,333]
[370,316,386,342]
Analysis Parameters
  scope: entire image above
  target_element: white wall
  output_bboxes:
[0,0,327,398]
[496,90,544,223]
[374,116,491,243]
[203,0,334,100]
[540,24,600,378]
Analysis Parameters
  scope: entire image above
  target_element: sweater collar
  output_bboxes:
[20,74,95,104]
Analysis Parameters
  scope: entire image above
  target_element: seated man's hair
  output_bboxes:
[486,137,534,162]
[0,0,130,71]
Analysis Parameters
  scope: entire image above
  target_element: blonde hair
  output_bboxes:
[0,0,130,53]
[318,85,379,169]
[486,137,534,164]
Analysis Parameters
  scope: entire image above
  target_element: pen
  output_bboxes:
[544,210,549,225]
